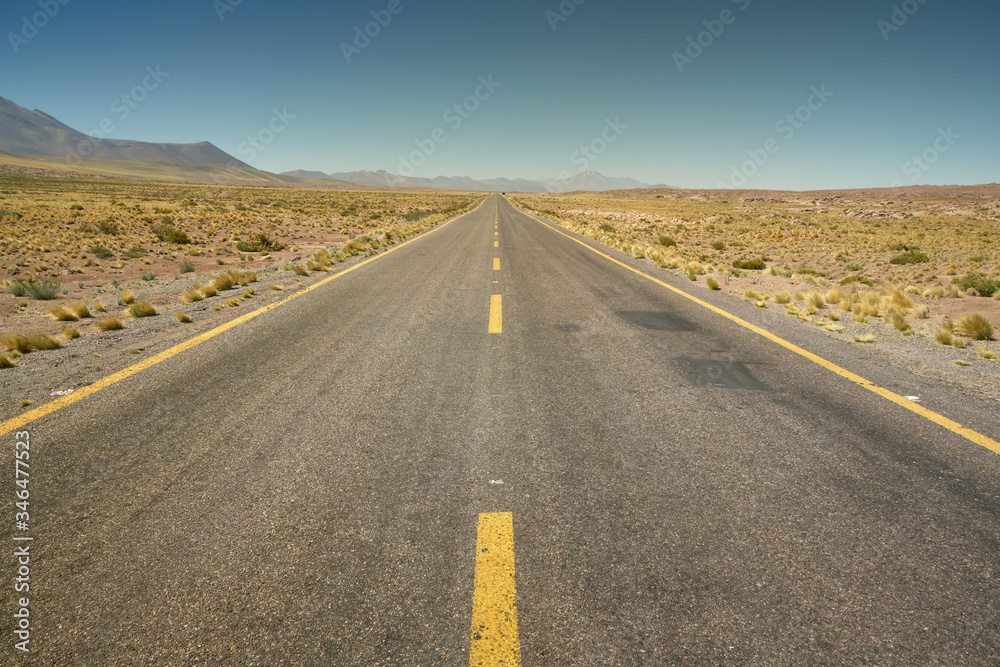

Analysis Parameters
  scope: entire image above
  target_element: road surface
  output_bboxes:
[3,194,1000,664]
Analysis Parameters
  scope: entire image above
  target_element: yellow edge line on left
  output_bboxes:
[518,208,1000,456]
[0,203,483,438]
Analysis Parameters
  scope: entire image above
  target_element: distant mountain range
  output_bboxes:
[0,95,255,168]
[0,94,674,191]
[281,168,676,193]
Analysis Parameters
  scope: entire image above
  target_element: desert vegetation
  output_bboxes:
[0,173,482,375]
[513,186,1000,363]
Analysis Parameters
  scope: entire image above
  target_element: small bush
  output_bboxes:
[141,271,156,281]
[953,314,994,340]
[96,318,125,331]
[176,311,192,323]
[120,290,136,305]
[935,328,955,346]
[705,277,720,290]
[89,245,114,259]
[124,246,147,258]
[97,219,120,235]
[977,347,996,360]
[236,232,284,253]
[23,279,60,300]
[179,260,195,274]
[62,326,81,340]
[733,258,766,270]
[129,301,157,318]
[840,275,875,287]
[658,236,676,247]
[598,223,615,233]
[889,250,929,265]
[8,280,27,297]
[772,291,792,304]
[210,273,236,291]
[291,264,309,276]
[711,240,726,251]
[953,272,999,297]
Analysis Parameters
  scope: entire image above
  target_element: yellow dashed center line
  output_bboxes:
[470,512,521,666]
[488,295,503,334]
[495,231,499,236]
[493,258,501,271]
[494,241,499,248]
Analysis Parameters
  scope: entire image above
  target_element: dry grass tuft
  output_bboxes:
[62,326,81,340]
[853,333,875,343]
[96,318,125,331]
[175,311,192,323]
[48,306,79,321]
[977,347,996,360]
[885,308,913,334]
[772,291,792,304]
[0,353,14,369]
[69,302,92,318]
[1,333,61,353]
[93,302,106,312]
[269,284,284,291]
[180,289,204,304]
[120,290,136,305]
[129,301,157,318]
[225,298,240,307]
[705,277,720,290]
[952,314,994,340]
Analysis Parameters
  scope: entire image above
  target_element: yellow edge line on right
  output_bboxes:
[518,207,1000,456]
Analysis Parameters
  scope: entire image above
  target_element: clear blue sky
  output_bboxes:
[2,0,997,189]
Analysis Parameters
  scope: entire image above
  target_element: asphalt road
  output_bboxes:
[3,193,1000,665]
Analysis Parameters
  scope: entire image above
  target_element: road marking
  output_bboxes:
[495,231,499,236]
[470,512,521,666]
[488,295,502,334]
[493,258,501,271]
[0,202,489,438]
[518,209,1000,456]
[494,241,499,248]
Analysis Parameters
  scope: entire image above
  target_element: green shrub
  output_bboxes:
[236,232,284,253]
[711,240,726,251]
[89,245,114,259]
[840,275,876,287]
[889,250,929,265]
[24,279,60,300]
[8,280,27,297]
[124,246,147,258]
[732,258,766,270]
[953,272,999,297]
[658,235,676,247]
[97,219,120,235]
[141,271,156,281]
[179,260,195,274]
